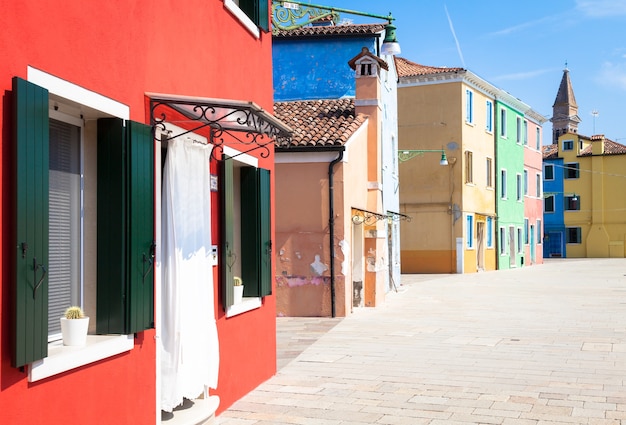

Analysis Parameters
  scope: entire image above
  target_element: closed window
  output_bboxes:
[516,117,522,144]
[517,228,523,253]
[486,217,493,248]
[536,173,542,197]
[523,120,528,145]
[536,127,541,150]
[500,108,507,137]
[563,139,574,150]
[566,227,582,244]
[544,164,554,180]
[564,163,579,179]
[523,169,528,196]
[500,169,507,199]
[466,89,474,124]
[544,195,555,213]
[465,150,473,183]
[499,227,506,255]
[466,215,474,248]
[516,174,522,201]
[486,100,493,132]
[486,158,493,187]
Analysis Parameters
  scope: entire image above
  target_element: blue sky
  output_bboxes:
[307,1,626,145]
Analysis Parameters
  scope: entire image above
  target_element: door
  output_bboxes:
[547,231,564,258]
[476,222,485,271]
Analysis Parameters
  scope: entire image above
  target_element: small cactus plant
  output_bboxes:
[233,276,243,286]
[64,306,85,320]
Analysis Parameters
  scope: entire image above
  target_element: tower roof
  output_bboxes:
[553,68,577,108]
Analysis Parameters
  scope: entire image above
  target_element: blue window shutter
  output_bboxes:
[12,77,49,367]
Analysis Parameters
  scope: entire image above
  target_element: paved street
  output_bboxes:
[217,259,626,424]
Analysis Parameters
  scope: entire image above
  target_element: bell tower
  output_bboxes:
[551,66,581,144]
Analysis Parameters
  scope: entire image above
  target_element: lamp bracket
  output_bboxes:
[272,1,394,34]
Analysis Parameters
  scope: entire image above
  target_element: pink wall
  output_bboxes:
[1,1,276,422]
[524,120,544,264]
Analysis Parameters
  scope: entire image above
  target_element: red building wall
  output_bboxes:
[0,1,276,423]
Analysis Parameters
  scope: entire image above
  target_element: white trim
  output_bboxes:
[275,151,346,164]
[29,335,134,382]
[226,297,262,317]
[27,66,130,119]
[224,0,260,38]
[222,145,258,167]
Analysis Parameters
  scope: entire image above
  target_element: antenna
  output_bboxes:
[591,110,599,134]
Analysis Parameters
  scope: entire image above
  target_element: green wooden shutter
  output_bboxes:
[258,0,269,32]
[221,157,235,309]
[239,0,269,32]
[126,121,154,332]
[258,168,272,296]
[241,167,272,297]
[97,118,127,334]
[12,77,49,367]
[97,119,154,334]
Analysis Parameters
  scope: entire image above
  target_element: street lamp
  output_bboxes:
[272,1,401,55]
[398,149,448,166]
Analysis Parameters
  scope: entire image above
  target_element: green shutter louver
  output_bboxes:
[96,118,126,334]
[126,121,154,332]
[258,168,272,296]
[221,157,235,309]
[97,118,154,334]
[241,167,272,297]
[12,77,50,368]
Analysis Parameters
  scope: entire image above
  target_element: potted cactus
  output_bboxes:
[233,276,244,304]
[60,306,89,346]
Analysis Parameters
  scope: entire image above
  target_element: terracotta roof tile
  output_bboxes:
[542,144,559,159]
[394,56,464,78]
[273,23,386,38]
[274,99,366,148]
[579,138,626,156]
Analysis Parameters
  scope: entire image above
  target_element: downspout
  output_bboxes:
[328,150,344,318]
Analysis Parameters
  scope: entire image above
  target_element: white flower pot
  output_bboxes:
[233,285,244,305]
[60,317,90,346]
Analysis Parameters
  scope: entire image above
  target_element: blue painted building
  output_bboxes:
[273,24,382,101]
[542,144,566,257]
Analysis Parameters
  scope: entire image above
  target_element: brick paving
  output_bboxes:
[217,259,626,424]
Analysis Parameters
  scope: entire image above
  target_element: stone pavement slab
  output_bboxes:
[217,259,626,424]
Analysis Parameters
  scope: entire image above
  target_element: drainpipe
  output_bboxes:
[328,150,344,318]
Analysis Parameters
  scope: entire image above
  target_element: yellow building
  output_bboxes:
[395,58,498,273]
[557,133,626,257]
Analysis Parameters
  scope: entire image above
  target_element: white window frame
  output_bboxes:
[536,127,541,150]
[536,173,542,197]
[486,100,493,132]
[26,66,133,382]
[224,0,261,38]
[516,173,522,201]
[500,169,507,199]
[563,139,574,151]
[500,108,507,138]
[544,164,554,181]
[499,227,506,255]
[536,219,542,245]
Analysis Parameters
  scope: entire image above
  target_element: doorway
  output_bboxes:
[509,226,516,267]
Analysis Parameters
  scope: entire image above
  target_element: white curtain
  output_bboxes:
[161,137,219,412]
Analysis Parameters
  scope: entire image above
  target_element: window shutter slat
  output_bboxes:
[259,168,271,296]
[221,157,235,309]
[12,77,49,367]
[258,0,269,32]
[126,121,154,332]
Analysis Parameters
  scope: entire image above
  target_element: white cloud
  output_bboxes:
[575,0,626,17]
[487,15,555,37]
[597,62,626,90]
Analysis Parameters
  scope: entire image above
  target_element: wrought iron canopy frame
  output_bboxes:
[148,93,292,161]
[272,0,395,34]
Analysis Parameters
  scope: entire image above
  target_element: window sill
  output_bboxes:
[224,0,260,38]
[29,334,134,382]
[226,297,262,318]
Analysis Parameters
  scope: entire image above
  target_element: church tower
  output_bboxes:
[551,67,581,144]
